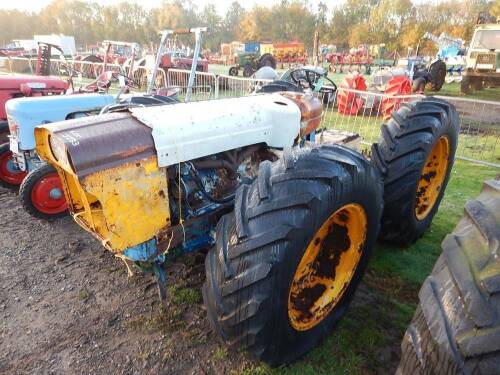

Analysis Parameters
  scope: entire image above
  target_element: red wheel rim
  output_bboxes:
[0,150,28,185]
[31,172,67,214]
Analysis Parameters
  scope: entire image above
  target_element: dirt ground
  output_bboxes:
[0,185,402,375]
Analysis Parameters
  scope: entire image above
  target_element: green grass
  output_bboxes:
[370,160,499,286]
[434,82,500,102]
[168,286,203,306]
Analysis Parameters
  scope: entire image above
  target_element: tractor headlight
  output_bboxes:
[49,135,66,163]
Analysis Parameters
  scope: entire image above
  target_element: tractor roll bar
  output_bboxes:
[147,27,208,99]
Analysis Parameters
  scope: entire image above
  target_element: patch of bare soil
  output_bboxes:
[0,186,403,374]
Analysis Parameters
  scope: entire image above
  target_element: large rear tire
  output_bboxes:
[243,64,254,78]
[461,75,473,94]
[259,53,277,69]
[371,98,459,246]
[19,163,68,220]
[0,143,27,189]
[397,178,500,375]
[427,60,447,91]
[203,145,383,366]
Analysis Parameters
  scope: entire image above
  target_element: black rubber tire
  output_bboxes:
[473,77,484,91]
[243,64,254,78]
[203,145,383,366]
[412,77,427,93]
[397,178,500,375]
[461,75,473,94]
[427,60,447,91]
[19,163,68,221]
[228,66,238,76]
[371,98,459,246]
[259,53,277,69]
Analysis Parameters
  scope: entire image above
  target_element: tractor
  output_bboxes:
[0,40,189,220]
[0,28,205,220]
[228,52,277,77]
[35,84,459,366]
[461,12,500,94]
[0,42,70,144]
[257,66,337,105]
[75,40,140,79]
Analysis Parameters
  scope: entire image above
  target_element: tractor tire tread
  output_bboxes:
[397,179,500,375]
[203,144,383,366]
[371,97,459,245]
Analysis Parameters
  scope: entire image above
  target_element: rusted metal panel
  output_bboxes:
[43,112,155,178]
[279,92,323,137]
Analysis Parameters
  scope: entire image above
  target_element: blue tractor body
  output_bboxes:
[6,94,115,172]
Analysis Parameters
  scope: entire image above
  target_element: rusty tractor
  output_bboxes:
[35,91,459,365]
[1,33,189,220]
[0,42,70,183]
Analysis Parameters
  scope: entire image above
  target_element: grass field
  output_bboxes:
[240,160,498,375]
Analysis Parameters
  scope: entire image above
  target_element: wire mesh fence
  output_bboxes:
[216,74,273,99]
[0,60,498,167]
[434,96,500,167]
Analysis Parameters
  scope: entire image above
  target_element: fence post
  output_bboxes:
[215,75,219,99]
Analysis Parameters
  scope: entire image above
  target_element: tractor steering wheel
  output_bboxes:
[290,69,337,95]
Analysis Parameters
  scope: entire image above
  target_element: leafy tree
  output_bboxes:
[0,0,495,57]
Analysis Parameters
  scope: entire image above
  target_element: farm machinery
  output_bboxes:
[335,54,447,118]
[258,66,337,105]
[326,45,373,74]
[0,42,71,144]
[461,12,500,94]
[34,80,459,366]
[228,52,277,77]
[0,30,207,219]
[75,40,140,77]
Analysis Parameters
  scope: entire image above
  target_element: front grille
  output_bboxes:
[477,53,496,64]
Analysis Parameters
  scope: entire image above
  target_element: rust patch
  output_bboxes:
[289,223,351,323]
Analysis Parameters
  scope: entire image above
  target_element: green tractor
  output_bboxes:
[229,52,277,77]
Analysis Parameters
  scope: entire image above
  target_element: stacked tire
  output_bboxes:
[397,178,500,375]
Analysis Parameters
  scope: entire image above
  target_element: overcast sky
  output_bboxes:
[0,0,347,14]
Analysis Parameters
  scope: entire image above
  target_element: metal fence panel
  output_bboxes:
[316,87,423,146]
[0,59,498,167]
[167,69,216,101]
[434,96,500,167]
[216,74,273,99]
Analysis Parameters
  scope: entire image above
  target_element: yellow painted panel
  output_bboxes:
[81,157,170,252]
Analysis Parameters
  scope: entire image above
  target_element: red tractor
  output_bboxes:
[0,43,69,144]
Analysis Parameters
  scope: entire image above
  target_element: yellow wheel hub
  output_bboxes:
[288,203,367,331]
[415,136,450,220]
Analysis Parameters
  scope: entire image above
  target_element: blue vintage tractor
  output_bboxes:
[2,91,177,220]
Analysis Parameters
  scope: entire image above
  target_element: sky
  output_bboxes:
[0,0,341,14]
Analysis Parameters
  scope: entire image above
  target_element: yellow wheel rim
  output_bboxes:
[415,136,450,221]
[288,203,367,331]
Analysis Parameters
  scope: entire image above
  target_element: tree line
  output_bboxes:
[0,0,498,55]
